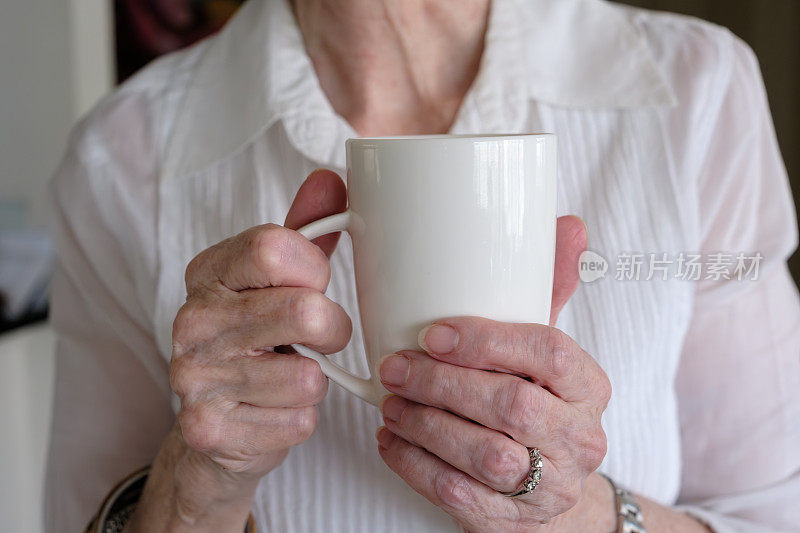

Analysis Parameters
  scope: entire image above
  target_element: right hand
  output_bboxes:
[151,170,351,527]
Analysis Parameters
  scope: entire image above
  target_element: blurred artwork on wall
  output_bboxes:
[115,0,244,82]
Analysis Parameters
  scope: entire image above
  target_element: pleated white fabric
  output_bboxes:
[46,1,800,532]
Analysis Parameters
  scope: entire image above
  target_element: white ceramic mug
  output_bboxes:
[292,134,557,405]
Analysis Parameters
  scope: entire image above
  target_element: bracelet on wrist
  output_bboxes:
[85,466,257,533]
[599,473,646,533]
[85,466,149,533]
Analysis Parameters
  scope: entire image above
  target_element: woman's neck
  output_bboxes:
[292,0,490,136]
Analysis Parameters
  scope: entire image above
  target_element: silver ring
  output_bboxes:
[502,447,543,498]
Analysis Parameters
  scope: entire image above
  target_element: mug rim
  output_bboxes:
[347,133,555,143]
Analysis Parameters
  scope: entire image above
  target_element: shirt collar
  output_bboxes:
[164,0,676,179]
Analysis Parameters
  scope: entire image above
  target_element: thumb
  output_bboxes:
[550,215,587,325]
[284,169,348,259]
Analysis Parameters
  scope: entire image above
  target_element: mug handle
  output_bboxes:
[291,211,385,406]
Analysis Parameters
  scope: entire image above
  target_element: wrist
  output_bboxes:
[542,472,616,532]
[126,424,262,532]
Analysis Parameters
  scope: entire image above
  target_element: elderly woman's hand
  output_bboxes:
[375,217,612,532]
[171,173,351,479]
[128,171,350,530]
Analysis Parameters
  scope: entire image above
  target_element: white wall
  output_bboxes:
[0,2,113,531]
[0,0,114,229]
[0,325,55,533]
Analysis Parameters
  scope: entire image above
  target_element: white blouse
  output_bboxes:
[45,0,800,531]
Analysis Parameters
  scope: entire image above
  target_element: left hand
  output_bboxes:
[376,215,612,531]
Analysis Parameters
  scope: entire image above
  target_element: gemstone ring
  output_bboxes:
[501,447,543,498]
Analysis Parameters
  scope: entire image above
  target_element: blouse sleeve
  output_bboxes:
[44,96,174,533]
[673,32,800,532]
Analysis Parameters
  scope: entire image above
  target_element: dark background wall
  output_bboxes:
[617,0,800,282]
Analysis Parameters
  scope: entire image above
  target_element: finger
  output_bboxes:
[176,351,329,408]
[179,402,319,466]
[380,396,530,493]
[232,353,329,408]
[284,169,348,259]
[377,352,570,449]
[376,428,548,531]
[416,318,610,404]
[185,223,332,294]
[171,286,352,361]
[551,215,587,325]
[378,409,567,516]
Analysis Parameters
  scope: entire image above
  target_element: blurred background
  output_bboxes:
[0,1,797,531]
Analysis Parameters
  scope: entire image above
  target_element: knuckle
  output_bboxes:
[473,331,498,363]
[434,470,476,508]
[169,355,197,399]
[288,406,318,443]
[288,289,332,343]
[409,405,439,441]
[393,443,418,475]
[596,372,613,407]
[252,224,290,277]
[179,405,223,453]
[171,303,200,353]
[428,361,455,398]
[540,328,575,380]
[473,324,522,365]
[294,358,328,404]
[501,380,539,438]
[172,300,217,353]
[583,425,608,470]
[479,439,527,488]
[184,251,208,290]
[429,358,450,386]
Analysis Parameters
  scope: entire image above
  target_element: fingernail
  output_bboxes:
[381,396,408,422]
[378,394,393,411]
[375,426,395,448]
[379,354,410,387]
[418,324,458,354]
